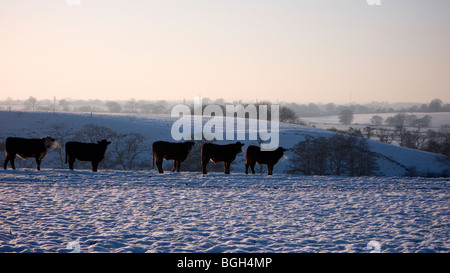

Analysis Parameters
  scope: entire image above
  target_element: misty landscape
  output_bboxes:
[1,97,449,174]
[1,98,449,253]
[1,104,449,253]
[1,0,449,256]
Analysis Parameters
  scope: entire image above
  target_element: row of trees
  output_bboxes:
[338,111,434,128]
[369,113,432,129]
[285,98,449,117]
[336,111,450,154]
[14,97,302,124]
[18,97,171,114]
[367,113,450,156]
[328,123,450,157]
[5,97,449,117]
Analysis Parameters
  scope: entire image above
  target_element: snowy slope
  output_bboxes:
[0,110,448,176]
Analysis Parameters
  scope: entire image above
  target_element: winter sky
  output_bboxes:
[1,0,449,104]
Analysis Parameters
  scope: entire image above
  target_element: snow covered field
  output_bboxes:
[0,111,449,253]
[302,112,450,129]
[0,170,448,253]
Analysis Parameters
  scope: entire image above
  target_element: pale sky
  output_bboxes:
[1,0,449,104]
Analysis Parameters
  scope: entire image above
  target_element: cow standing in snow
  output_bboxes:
[201,142,245,174]
[65,139,111,172]
[152,141,195,173]
[245,145,286,175]
[3,136,56,170]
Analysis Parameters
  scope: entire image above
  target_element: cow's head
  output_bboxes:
[275,147,287,157]
[43,136,56,149]
[234,142,245,153]
[98,139,112,146]
[184,141,195,152]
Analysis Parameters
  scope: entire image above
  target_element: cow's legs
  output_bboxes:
[35,156,41,171]
[267,164,273,175]
[245,160,256,174]
[10,154,16,170]
[156,158,164,173]
[92,161,98,172]
[172,160,183,172]
[250,162,256,174]
[224,162,230,174]
[201,157,208,174]
[4,153,15,170]
[68,157,75,170]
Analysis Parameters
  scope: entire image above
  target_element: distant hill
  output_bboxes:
[0,111,448,176]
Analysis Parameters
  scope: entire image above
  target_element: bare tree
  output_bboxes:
[412,115,432,130]
[74,124,118,143]
[403,130,426,149]
[423,125,450,157]
[385,113,407,130]
[376,128,394,144]
[338,109,354,126]
[24,96,39,110]
[124,99,138,113]
[279,106,298,123]
[58,99,70,111]
[106,101,122,113]
[363,126,374,139]
[110,133,148,170]
[428,98,443,112]
[385,113,410,145]
[370,115,383,126]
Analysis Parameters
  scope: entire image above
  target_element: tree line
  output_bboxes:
[2,97,449,118]
[330,113,450,158]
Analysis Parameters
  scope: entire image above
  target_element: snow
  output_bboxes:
[0,170,448,253]
[0,111,449,253]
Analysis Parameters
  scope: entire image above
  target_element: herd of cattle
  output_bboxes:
[3,136,287,175]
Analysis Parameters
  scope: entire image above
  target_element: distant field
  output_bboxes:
[301,112,450,130]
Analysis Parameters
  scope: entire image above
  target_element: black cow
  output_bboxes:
[3,136,55,170]
[201,142,245,174]
[152,141,195,173]
[65,139,111,172]
[245,145,286,175]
